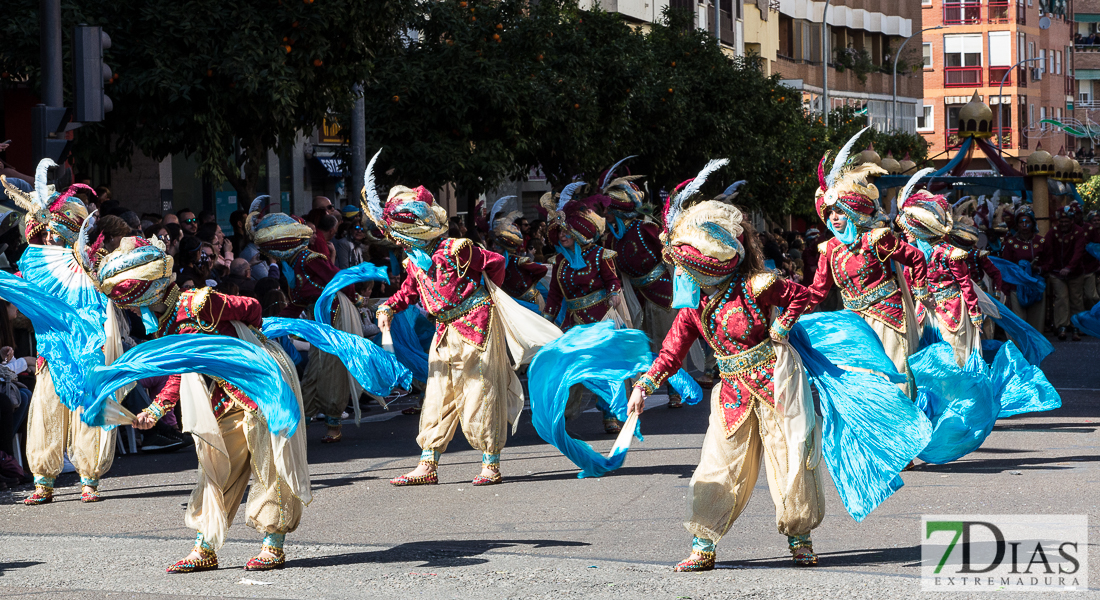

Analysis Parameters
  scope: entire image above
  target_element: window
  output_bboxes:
[1056,50,1062,74]
[989,32,1011,67]
[923,43,933,68]
[1040,49,1047,72]
[945,34,983,67]
[1028,41,1035,59]
[922,0,931,4]
[1018,33,1026,62]
[1030,103,1035,126]
[947,106,963,130]
[1048,50,1054,73]
[1040,106,1047,129]
[917,105,934,131]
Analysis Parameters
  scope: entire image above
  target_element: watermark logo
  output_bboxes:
[922,515,1087,591]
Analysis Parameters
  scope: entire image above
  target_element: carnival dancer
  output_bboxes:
[997,208,1046,331]
[2,161,118,505]
[246,196,361,442]
[627,173,825,571]
[93,236,310,572]
[370,179,524,487]
[488,195,548,311]
[1040,206,1088,341]
[540,182,632,432]
[806,130,931,396]
[897,193,984,366]
[599,157,686,409]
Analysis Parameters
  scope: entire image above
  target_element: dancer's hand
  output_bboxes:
[132,411,157,430]
[769,330,787,344]
[627,386,645,416]
[610,293,622,308]
[377,310,391,332]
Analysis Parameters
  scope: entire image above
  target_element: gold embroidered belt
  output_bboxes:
[629,263,666,288]
[564,289,608,312]
[841,279,898,312]
[434,287,491,323]
[715,339,776,378]
[519,286,542,304]
[932,285,961,304]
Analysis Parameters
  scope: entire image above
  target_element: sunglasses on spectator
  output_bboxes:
[322,204,336,211]
[183,218,197,224]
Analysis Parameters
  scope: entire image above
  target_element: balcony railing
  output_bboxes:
[987,1,1010,23]
[943,2,983,25]
[989,66,1012,86]
[945,66,983,88]
[948,128,1013,149]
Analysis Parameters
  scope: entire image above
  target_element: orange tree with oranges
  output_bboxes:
[1,0,412,205]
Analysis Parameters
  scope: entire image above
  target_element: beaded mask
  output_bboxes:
[244,195,314,261]
[540,182,606,247]
[96,236,175,308]
[816,127,887,230]
[1,158,91,245]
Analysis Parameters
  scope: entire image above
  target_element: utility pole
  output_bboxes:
[40,0,63,108]
[350,84,366,208]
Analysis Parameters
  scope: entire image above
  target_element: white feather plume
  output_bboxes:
[601,155,637,190]
[34,159,55,209]
[826,126,871,188]
[489,195,516,227]
[364,148,384,226]
[897,167,934,208]
[248,195,270,215]
[666,158,728,231]
[558,182,586,212]
[76,210,97,278]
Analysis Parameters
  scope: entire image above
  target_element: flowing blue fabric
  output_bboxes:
[988,256,1045,307]
[17,245,111,331]
[667,368,703,405]
[280,261,296,290]
[140,307,160,335]
[0,271,104,410]
[791,313,932,521]
[278,336,303,366]
[389,307,431,382]
[672,269,700,309]
[262,317,412,396]
[556,244,586,270]
[1072,302,1100,339]
[992,341,1060,418]
[1087,242,1100,262]
[313,263,390,325]
[528,322,651,478]
[827,220,858,245]
[515,298,541,313]
[910,343,1000,464]
[798,310,906,382]
[608,215,627,239]
[82,334,301,435]
[983,294,1053,366]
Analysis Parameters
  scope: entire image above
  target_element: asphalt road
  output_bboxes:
[1,337,1099,600]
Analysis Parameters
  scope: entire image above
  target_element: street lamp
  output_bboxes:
[893,26,944,132]
[822,0,833,127]
[998,56,1043,153]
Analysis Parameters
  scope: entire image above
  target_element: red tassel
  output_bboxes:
[817,154,829,192]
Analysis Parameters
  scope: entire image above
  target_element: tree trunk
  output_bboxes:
[221,139,264,210]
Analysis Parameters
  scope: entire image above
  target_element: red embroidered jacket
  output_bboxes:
[965,248,1004,293]
[637,272,808,437]
[926,243,983,332]
[999,233,1043,294]
[544,246,622,331]
[1038,223,1088,278]
[152,288,264,418]
[808,228,929,333]
[607,219,673,310]
[1081,223,1100,275]
[279,247,353,317]
[500,252,547,303]
[381,238,505,349]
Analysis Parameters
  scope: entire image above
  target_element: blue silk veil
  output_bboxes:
[314,263,390,326]
[262,317,412,396]
[388,307,432,382]
[988,256,1045,308]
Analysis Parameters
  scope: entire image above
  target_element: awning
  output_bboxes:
[1075,69,1100,80]
[313,156,347,178]
[1076,13,1100,22]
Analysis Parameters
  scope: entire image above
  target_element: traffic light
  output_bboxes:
[73,25,112,122]
[31,104,72,164]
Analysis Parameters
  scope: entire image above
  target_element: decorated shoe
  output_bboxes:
[245,546,286,571]
[166,547,218,574]
[390,470,438,486]
[23,485,53,506]
[674,551,716,572]
[668,395,683,409]
[472,471,503,486]
[81,487,102,503]
[789,535,818,566]
[320,432,342,443]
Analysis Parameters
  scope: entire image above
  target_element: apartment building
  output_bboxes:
[918,0,1073,169]
[1072,0,1100,160]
